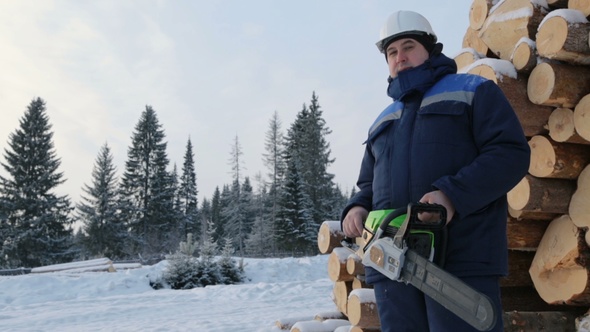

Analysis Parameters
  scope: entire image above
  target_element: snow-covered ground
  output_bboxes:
[0,255,337,331]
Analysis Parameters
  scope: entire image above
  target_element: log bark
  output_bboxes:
[536,9,590,65]
[469,0,495,31]
[502,250,536,287]
[510,37,538,74]
[466,59,553,137]
[548,107,590,144]
[454,48,484,72]
[329,247,355,282]
[507,217,551,249]
[507,175,576,214]
[502,311,579,331]
[347,289,380,328]
[314,311,347,321]
[479,0,547,60]
[569,165,590,230]
[318,220,344,254]
[529,214,590,305]
[528,135,590,179]
[574,93,590,142]
[463,27,492,57]
[527,62,590,108]
[509,205,561,220]
[333,280,353,315]
[548,0,570,8]
[346,253,364,276]
[569,0,590,17]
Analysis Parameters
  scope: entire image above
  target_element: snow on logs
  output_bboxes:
[478,0,548,60]
[31,257,117,274]
[536,9,590,65]
[318,220,345,255]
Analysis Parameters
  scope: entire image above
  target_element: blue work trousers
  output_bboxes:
[373,275,503,331]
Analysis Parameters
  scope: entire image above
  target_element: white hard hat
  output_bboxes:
[376,10,437,53]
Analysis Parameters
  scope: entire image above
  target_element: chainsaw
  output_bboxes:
[345,202,497,331]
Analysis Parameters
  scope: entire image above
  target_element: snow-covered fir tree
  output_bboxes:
[118,106,177,261]
[0,98,74,268]
[178,138,198,240]
[76,143,127,259]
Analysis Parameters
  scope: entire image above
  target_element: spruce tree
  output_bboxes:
[76,143,127,259]
[221,136,250,257]
[0,98,73,268]
[118,105,176,260]
[178,138,198,240]
[262,111,285,252]
[277,92,340,254]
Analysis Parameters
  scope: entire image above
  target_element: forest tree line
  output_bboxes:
[0,92,352,269]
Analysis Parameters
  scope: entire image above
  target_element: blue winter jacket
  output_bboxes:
[342,48,530,283]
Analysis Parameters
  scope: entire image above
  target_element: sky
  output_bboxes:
[0,255,340,331]
[0,0,473,205]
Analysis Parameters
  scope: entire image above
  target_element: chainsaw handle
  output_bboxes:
[378,207,407,232]
[408,202,447,229]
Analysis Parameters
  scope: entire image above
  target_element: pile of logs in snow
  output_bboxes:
[279,0,590,331]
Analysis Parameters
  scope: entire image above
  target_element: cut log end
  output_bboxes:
[537,15,569,56]
[529,215,590,305]
[528,63,555,106]
[574,94,590,142]
[508,176,530,211]
[528,135,556,178]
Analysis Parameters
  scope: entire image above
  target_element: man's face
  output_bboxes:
[385,37,429,79]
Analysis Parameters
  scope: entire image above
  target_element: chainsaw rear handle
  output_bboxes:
[379,202,447,233]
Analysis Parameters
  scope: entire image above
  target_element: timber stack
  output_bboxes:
[277,0,590,331]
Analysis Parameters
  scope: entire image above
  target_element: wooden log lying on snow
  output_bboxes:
[536,9,590,65]
[574,94,590,142]
[507,174,576,215]
[318,220,344,254]
[547,107,590,144]
[529,214,590,305]
[291,319,350,332]
[334,326,381,332]
[347,289,380,328]
[527,62,590,108]
[314,311,347,321]
[466,58,553,137]
[528,135,590,179]
[479,0,548,60]
[31,257,116,274]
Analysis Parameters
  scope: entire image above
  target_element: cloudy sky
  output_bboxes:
[0,0,473,205]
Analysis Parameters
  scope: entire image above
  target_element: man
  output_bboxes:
[341,10,530,331]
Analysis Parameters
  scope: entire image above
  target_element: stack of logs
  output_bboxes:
[281,0,590,331]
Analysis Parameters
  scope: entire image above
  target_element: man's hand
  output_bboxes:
[419,190,455,224]
[342,206,368,238]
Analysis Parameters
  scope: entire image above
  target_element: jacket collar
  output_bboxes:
[387,45,457,101]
